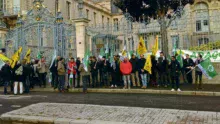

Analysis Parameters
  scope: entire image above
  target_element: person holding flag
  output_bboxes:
[169,56,181,92]
[79,58,90,93]
[184,54,194,84]
[195,54,203,90]
[90,56,98,88]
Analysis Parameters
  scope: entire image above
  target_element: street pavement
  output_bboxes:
[1,103,220,124]
[0,91,220,116]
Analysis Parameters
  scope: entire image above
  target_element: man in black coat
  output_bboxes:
[1,61,12,95]
[111,55,121,88]
[101,56,110,87]
[183,54,194,84]
[169,56,181,92]
[130,54,140,87]
[76,57,81,87]
[50,56,60,89]
[157,52,168,87]
[138,55,148,89]
[90,56,98,88]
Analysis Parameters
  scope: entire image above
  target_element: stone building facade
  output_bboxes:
[0,0,220,58]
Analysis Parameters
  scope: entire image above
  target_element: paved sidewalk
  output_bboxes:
[1,103,220,124]
[1,84,220,96]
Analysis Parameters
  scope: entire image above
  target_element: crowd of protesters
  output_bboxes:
[0,52,204,95]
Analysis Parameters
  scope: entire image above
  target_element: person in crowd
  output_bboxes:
[169,56,181,92]
[97,57,103,85]
[13,60,26,95]
[138,54,148,89]
[32,60,40,88]
[79,58,90,93]
[120,57,132,89]
[130,54,140,87]
[23,61,34,93]
[90,56,98,88]
[157,52,168,87]
[101,56,110,87]
[50,56,60,89]
[1,60,12,95]
[29,59,35,89]
[111,55,120,88]
[184,54,195,84]
[57,57,66,92]
[76,57,81,88]
[195,54,203,90]
[67,57,77,88]
[150,55,158,86]
[38,56,47,88]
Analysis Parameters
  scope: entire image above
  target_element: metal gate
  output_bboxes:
[5,0,76,62]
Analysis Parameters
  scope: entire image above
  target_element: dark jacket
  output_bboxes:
[13,64,27,82]
[184,58,194,72]
[169,60,181,77]
[90,61,98,73]
[101,60,110,73]
[50,59,58,73]
[1,64,12,81]
[76,59,81,75]
[138,58,147,74]
[130,57,138,73]
[157,57,168,73]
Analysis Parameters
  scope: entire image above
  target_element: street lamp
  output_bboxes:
[78,0,84,18]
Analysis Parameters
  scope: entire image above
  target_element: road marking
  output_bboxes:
[11,105,21,108]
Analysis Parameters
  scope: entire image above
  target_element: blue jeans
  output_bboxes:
[141,74,147,87]
[4,81,9,94]
[58,75,65,91]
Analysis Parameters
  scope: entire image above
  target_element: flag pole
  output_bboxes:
[186,65,198,75]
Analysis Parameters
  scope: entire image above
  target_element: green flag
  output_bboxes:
[176,55,183,68]
[83,50,90,72]
[37,52,42,59]
[99,47,105,57]
[198,59,218,79]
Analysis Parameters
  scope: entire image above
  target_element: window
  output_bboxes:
[66,1,71,20]
[94,12,96,26]
[204,20,208,26]
[55,0,59,14]
[113,18,119,31]
[171,35,179,49]
[195,3,209,32]
[86,9,89,19]
[196,20,202,32]
[102,15,104,29]
[198,38,209,46]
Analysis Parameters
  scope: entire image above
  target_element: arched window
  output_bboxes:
[195,3,209,32]
[198,38,209,46]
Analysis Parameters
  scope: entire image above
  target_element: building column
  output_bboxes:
[73,18,90,59]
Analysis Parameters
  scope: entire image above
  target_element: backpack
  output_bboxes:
[15,66,23,76]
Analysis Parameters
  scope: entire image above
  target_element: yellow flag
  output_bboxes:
[137,37,147,55]
[24,49,31,64]
[152,36,159,56]
[11,47,22,68]
[121,46,127,57]
[144,55,152,74]
[0,54,12,63]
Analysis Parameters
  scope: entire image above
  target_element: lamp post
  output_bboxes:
[78,0,84,18]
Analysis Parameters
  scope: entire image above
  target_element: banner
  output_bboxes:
[178,50,220,62]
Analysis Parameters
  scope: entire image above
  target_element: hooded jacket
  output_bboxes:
[120,60,132,75]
